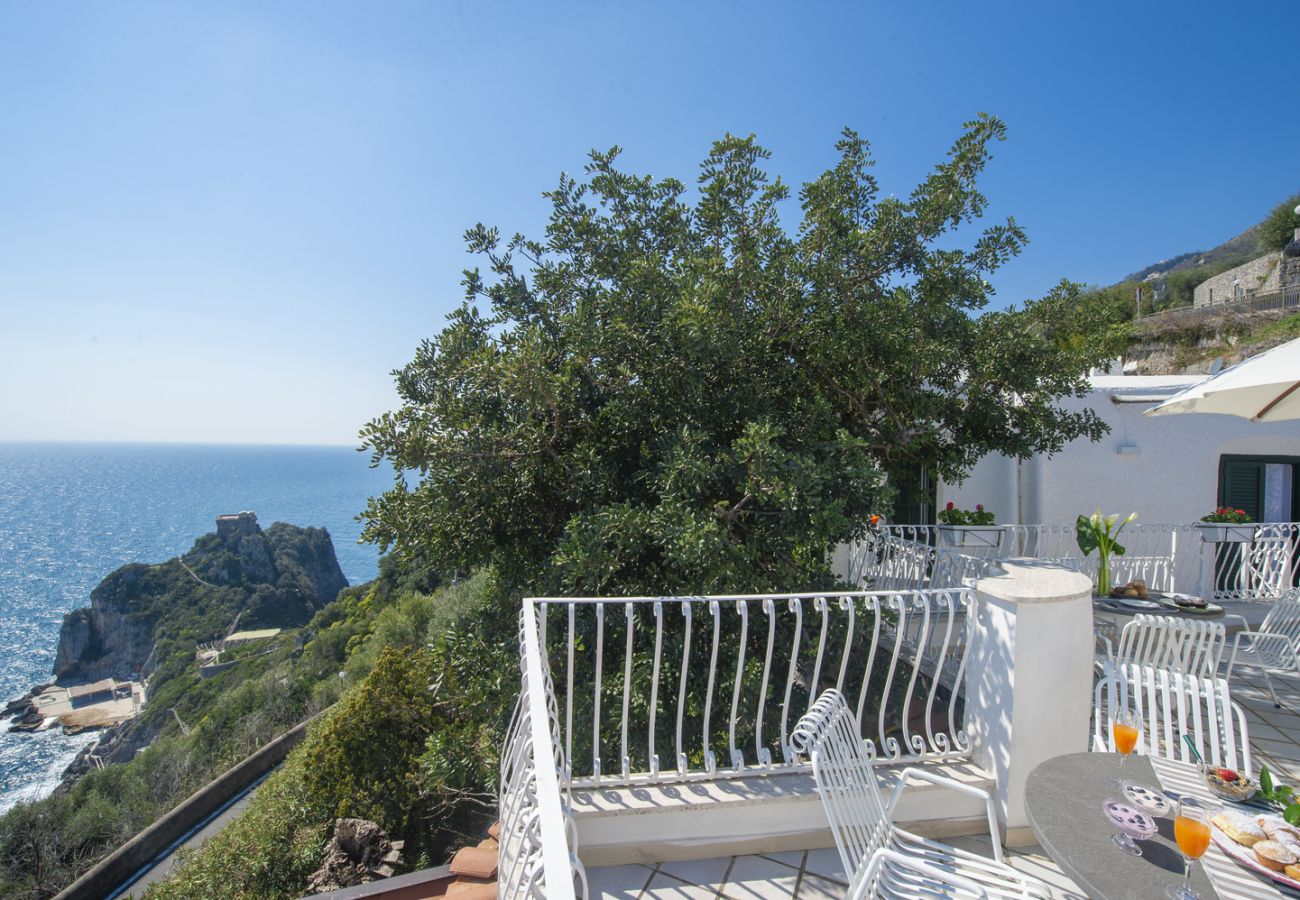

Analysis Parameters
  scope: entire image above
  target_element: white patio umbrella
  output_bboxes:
[1144,335,1300,422]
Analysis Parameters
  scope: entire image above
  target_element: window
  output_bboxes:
[890,464,936,525]
[1219,455,1300,522]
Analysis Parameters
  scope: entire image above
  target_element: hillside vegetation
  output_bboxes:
[0,534,497,899]
[1068,192,1300,372]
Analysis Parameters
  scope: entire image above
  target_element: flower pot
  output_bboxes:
[937,525,1003,549]
[1195,523,1255,544]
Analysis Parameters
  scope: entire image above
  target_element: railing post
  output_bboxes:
[966,560,1094,847]
[499,601,580,900]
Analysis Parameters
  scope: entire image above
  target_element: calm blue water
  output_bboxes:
[0,442,392,813]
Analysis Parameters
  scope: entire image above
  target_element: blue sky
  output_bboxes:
[1,1,1294,445]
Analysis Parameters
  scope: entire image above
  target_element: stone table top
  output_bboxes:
[1025,752,1292,899]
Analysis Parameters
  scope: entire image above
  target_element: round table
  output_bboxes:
[1025,753,1220,900]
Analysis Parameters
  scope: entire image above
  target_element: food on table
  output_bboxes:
[1203,766,1256,800]
[1258,815,1300,844]
[1109,579,1149,599]
[1212,811,1265,846]
[1122,782,1171,815]
[1254,840,1298,872]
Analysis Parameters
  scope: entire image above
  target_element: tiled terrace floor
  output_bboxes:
[587,668,1300,899]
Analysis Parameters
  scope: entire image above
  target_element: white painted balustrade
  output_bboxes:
[533,590,976,789]
[853,522,1300,601]
[498,603,585,900]
[501,562,1106,884]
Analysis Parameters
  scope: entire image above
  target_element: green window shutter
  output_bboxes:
[1220,459,1264,521]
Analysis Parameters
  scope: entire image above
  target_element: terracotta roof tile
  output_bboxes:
[449,847,498,880]
[444,884,493,900]
[446,876,496,897]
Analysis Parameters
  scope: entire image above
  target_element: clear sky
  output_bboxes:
[1,1,1295,446]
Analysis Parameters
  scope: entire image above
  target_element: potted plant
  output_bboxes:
[936,502,1001,549]
[1195,507,1255,543]
[1075,510,1137,597]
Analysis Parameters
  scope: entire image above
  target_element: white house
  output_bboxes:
[942,374,1300,526]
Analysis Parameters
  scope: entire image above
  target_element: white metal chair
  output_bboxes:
[792,689,1051,899]
[1094,614,1226,679]
[1093,663,1252,775]
[1225,588,1300,707]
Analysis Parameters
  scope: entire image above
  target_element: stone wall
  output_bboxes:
[54,716,316,900]
[216,511,259,541]
[1282,245,1300,289]
[1193,251,1282,307]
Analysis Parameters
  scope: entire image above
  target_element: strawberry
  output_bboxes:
[1217,768,1239,782]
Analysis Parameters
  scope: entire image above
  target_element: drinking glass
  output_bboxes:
[1165,797,1212,900]
[1104,798,1157,857]
[1112,707,1140,787]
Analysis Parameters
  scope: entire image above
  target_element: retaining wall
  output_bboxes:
[54,716,315,900]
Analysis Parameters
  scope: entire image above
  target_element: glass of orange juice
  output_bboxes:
[1166,797,1212,900]
[1112,707,1140,787]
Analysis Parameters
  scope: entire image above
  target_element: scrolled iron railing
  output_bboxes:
[855,522,1300,602]
[529,589,976,791]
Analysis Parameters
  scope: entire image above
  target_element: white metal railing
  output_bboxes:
[849,527,992,591]
[530,589,975,790]
[855,523,1300,602]
[498,604,586,899]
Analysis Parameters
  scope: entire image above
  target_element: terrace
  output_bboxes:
[494,522,1300,899]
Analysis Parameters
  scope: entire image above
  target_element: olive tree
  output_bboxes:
[361,115,1110,596]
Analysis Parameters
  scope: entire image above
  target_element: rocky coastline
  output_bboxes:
[3,512,348,794]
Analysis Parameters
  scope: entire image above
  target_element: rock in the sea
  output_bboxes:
[52,513,348,683]
[305,818,405,893]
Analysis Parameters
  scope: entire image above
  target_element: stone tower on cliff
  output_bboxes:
[216,511,259,541]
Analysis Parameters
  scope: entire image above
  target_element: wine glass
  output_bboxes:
[1165,796,1213,900]
[1112,706,1140,787]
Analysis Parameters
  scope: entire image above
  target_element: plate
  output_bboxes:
[1156,597,1225,616]
[1112,596,1161,610]
[1212,826,1300,890]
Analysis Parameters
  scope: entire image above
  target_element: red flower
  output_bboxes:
[946,501,955,510]
[975,504,984,512]
[1237,510,1246,516]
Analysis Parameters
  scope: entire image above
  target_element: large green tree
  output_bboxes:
[361,115,1110,596]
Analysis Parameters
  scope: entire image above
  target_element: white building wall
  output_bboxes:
[943,375,1300,526]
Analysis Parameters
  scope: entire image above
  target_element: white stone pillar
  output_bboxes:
[967,560,1094,846]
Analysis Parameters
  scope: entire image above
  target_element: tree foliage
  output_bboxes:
[361,116,1112,596]
[1259,193,1300,252]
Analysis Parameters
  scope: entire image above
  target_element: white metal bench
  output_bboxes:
[793,689,1051,899]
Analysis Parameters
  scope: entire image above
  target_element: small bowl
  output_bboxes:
[1204,765,1257,801]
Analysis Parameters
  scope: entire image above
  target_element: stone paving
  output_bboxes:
[586,668,1300,899]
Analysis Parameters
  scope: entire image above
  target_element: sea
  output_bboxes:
[0,442,392,814]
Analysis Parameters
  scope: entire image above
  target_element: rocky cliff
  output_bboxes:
[53,513,348,683]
